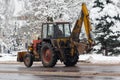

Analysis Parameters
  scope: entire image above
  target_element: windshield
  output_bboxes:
[64,24,71,37]
[56,23,71,38]
[57,24,64,37]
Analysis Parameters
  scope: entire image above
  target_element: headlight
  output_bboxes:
[28,48,33,52]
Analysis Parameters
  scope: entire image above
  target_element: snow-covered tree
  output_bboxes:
[0,0,16,52]
[20,0,86,42]
[90,0,120,56]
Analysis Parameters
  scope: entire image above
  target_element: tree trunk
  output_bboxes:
[105,48,108,56]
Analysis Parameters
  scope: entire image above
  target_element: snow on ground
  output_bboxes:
[79,54,120,64]
[0,54,17,62]
[1,51,120,64]
[0,50,23,62]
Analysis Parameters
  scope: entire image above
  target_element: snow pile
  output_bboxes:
[0,51,18,62]
[79,54,120,64]
[0,54,17,62]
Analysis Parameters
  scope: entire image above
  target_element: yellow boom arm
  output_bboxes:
[71,3,93,46]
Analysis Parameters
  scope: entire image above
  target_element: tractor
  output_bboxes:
[17,3,94,67]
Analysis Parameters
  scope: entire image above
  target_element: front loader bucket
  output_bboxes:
[17,51,27,62]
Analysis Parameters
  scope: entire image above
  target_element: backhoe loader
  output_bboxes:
[17,3,94,67]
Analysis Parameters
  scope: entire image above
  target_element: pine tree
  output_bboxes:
[93,0,104,9]
[91,0,120,56]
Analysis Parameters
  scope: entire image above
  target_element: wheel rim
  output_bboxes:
[43,49,52,63]
[25,57,30,65]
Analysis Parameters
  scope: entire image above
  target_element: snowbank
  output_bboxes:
[0,54,17,62]
[0,51,19,62]
[79,54,120,64]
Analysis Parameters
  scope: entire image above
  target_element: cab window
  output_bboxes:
[64,24,71,37]
[42,24,47,38]
[57,24,64,37]
[48,24,54,38]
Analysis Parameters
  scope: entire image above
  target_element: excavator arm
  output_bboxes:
[71,3,93,46]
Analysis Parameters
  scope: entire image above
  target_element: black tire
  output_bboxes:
[24,54,33,68]
[17,57,23,62]
[64,54,79,66]
[41,43,57,67]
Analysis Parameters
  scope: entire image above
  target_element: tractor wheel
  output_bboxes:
[41,43,57,67]
[24,54,33,68]
[64,54,79,67]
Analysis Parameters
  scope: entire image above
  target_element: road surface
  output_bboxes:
[0,62,120,80]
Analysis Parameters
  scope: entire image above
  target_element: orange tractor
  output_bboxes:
[17,3,94,67]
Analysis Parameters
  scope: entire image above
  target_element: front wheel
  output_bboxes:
[41,43,57,67]
[24,54,33,68]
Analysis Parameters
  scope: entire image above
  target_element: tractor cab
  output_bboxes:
[41,22,71,39]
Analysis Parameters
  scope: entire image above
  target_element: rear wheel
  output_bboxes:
[24,54,33,68]
[64,53,79,66]
[41,43,57,67]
